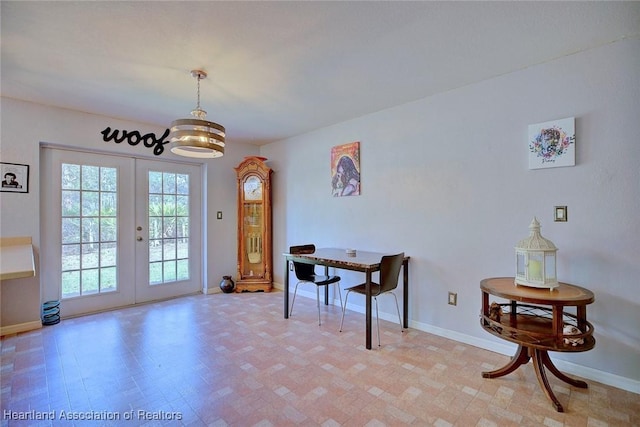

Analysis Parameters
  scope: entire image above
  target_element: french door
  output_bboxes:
[41,148,202,317]
[134,159,202,303]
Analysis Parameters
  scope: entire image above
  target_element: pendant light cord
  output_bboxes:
[196,74,202,111]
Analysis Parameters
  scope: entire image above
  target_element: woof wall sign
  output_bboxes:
[101,127,170,156]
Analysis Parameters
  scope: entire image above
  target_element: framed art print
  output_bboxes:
[0,162,29,193]
[331,141,360,197]
[528,117,575,169]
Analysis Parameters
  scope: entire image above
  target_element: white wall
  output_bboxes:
[262,38,640,390]
[0,99,259,326]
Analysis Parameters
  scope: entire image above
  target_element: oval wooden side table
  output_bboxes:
[480,277,595,412]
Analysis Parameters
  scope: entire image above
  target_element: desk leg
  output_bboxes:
[402,259,409,328]
[482,344,530,379]
[365,269,372,350]
[284,259,290,319]
[324,265,330,305]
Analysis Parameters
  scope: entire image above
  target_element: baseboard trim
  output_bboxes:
[274,281,639,394]
[409,319,640,395]
[1,320,42,336]
[203,286,222,295]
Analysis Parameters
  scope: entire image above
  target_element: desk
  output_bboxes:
[480,277,595,412]
[284,248,410,349]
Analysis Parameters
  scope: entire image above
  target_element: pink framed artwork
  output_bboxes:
[331,141,360,197]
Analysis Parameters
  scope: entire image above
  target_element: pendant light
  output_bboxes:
[169,70,225,158]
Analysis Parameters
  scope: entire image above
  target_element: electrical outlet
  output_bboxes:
[448,292,457,306]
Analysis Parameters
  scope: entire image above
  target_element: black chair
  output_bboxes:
[339,253,404,346]
[289,244,342,326]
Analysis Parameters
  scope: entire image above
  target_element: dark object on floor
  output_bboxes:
[42,300,60,325]
[220,276,236,293]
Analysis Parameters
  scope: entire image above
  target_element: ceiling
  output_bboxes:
[2,1,639,146]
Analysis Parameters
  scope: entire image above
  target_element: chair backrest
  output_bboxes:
[290,244,316,280]
[378,253,405,293]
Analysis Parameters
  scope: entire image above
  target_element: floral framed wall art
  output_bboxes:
[331,141,360,197]
[0,162,29,193]
[528,117,575,169]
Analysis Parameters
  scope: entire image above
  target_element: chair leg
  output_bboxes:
[289,282,301,317]
[316,286,321,326]
[339,290,351,332]
[335,282,343,310]
[391,292,404,332]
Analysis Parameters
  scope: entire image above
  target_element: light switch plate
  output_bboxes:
[554,206,567,222]
[448,292,457,306]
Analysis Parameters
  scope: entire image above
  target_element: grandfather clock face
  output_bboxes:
[243,175,263,201]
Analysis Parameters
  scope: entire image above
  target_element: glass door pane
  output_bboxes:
[60,163,118,298]
[242,202,264,277]
[148,171,190,285]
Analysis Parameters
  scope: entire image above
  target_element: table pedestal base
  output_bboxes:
[482,345,588,412]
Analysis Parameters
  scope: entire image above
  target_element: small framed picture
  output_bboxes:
[554,206,567,222]
[1,162,29,193]
[528,117,575,170]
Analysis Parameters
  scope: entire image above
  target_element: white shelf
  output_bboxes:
[0,237,35,280]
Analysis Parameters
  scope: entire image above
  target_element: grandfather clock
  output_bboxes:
[235,157,273,292]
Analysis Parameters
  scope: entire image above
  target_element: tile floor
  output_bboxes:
[1,291,638,426]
